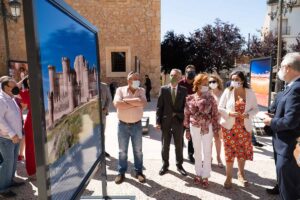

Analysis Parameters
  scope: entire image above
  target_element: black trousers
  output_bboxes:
[146,88,151,102]
[188,139,194,156]
[161,127,183,167]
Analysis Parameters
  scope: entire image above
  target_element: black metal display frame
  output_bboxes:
[22,0,107,199]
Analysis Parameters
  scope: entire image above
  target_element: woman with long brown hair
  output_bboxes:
[218,71,258,189]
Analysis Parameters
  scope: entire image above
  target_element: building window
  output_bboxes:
[111,52,126,72]
[282,19,290,35]
[106,46,131,77]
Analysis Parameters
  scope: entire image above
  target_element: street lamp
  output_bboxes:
[0,0,21,22]
[268,0,297,92]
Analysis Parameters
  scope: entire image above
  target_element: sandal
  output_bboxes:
[217,162,224,168]
[194,176,202,185]
[223,178,232,189]
[237,172,248,187]
[202,178,209,188]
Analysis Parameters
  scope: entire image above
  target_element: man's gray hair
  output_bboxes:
[281,52,300,72]
[127,71,139,80]
[170,68,182,76]
[0,76,13,91]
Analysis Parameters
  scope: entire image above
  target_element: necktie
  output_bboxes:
[171,88,176,104]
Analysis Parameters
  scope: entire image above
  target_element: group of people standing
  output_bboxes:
[156,66,258,189]
[1,53,299,200]
[111,53,300,200]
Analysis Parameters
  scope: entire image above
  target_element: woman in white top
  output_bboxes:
[209,74,224,168]
[218,71,258,189]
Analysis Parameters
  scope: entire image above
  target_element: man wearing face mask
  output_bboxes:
[178,65,196,163]
[263,52,300,200]
[113,71,147,184]
[156,68,188,176]
[0,76,24,198]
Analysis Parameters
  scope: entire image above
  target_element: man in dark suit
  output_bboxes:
[263,52,300,200]
[265,91,283,195]
[156,68,188,176]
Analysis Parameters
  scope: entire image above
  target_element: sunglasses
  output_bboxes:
[209,80,217,84]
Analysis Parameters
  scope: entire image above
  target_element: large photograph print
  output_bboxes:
[35,0,102,199]
[250,57,272,107]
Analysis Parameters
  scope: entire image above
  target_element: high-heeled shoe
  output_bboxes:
[223,178,232,189]
[237,172,248,187]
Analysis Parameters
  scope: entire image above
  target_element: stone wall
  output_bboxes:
[0,1,27,76]
[0,0,161,95]
[64,0,161,95]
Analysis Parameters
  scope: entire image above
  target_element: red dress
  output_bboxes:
[20,90,36,176]
[222,99,253,162]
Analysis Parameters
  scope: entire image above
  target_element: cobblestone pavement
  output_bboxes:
[10,99,279,200]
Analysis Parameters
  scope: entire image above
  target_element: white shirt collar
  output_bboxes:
[0,90,13,99]
[287,75,300,88]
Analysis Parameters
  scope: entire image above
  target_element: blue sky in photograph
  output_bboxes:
[250,58,272,74]
[161,0,268,40]
[36,0,98,109]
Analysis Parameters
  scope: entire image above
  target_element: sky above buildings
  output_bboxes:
[161,0,268,41]
[36,0,98,109]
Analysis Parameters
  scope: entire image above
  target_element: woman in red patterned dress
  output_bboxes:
[19,77,36,179]
[218,71,258,189]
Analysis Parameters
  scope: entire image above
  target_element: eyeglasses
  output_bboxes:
[209,80,217,84]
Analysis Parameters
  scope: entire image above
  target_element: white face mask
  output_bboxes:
[209,82,218,90]
[231,81,242,88]
[200,86,209,93]
[278,67,287,81]
[132,80,140,89]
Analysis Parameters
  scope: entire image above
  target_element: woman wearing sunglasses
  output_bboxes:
[218,71,258,189]
[208,74,224,168]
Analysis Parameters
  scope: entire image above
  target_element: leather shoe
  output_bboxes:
[189,155,195,164]
[159,166,168,176]
[266,184,279,195]
[177,165,187,176]
[105,152,110,157]
[0,190,17,198]
[114,174,125,184]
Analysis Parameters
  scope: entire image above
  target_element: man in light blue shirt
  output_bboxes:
[0,76,24,198]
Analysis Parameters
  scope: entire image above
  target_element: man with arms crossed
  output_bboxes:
[113,72,147,184]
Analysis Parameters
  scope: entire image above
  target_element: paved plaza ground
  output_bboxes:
[11,99,279,200]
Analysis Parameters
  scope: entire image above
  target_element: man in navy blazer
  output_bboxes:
[263,52,300,200]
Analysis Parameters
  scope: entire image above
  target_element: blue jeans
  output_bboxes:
[0,137,19,192]
[117,121,143,174]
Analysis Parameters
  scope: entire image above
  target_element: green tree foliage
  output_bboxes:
[161,19,245,73]
[244,32,287,65]
[161,31,189,73]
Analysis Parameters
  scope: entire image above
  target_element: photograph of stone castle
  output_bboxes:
[44,55,101,164]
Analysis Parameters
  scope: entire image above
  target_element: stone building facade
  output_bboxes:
[0,0,161,95]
